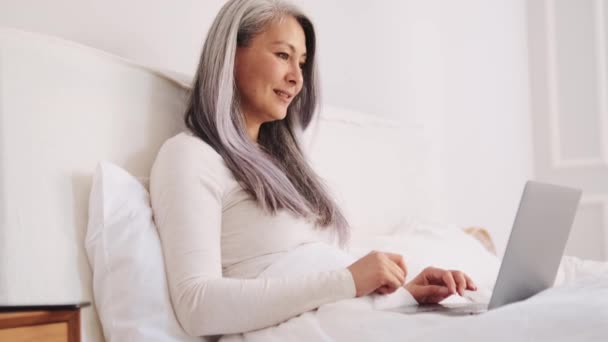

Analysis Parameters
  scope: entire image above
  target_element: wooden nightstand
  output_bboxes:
[0,302,90,342]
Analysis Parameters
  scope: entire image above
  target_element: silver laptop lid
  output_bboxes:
[488,181,582,310]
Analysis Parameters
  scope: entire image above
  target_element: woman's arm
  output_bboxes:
[150,135,356,337]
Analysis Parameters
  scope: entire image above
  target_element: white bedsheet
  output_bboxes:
[219,222,608,342]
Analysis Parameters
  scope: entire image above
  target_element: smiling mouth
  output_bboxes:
[274,89,293,102]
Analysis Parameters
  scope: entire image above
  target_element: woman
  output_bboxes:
[150,0,477,337]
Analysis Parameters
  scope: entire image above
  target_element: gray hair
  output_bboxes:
[184,0,350,246]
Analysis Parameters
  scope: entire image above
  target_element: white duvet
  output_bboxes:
[220,221,608,342]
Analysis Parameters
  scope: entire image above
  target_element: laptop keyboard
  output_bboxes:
[388,303,489,315]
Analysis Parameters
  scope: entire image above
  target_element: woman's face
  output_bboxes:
[235,16,307,133]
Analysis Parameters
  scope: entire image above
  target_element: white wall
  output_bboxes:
[436,0,533,255]
[0,0,532,255]
[0,0,225,77]
[528,0,608,261]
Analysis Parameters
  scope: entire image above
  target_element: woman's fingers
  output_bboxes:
[380,268,402,294]
[385,253,408,279]
[390,263,406,290]
[422,267,452,287]
[365,254,479,299]
[441,270,458,295]
[378,252,407,293]
[452,271,467,296]
[449,270,478,294]
[348,250,412,297]
[405,267,479,303]
[375,285,390,295]
[417,285,451,301]
[423,267,477,296]
[464,273,477,290]
[385,258,406,286]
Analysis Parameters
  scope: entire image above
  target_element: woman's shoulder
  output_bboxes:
[157,131,222,164]
[153,131,232,181]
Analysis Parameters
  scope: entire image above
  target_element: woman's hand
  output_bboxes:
[404,267,477,304]
[347,251,408,297]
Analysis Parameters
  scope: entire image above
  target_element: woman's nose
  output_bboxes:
[287,62,303,86]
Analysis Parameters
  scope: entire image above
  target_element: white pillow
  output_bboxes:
[304,106,441,238]
[85,162,205,342]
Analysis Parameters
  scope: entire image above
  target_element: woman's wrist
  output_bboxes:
[341,268,358,298]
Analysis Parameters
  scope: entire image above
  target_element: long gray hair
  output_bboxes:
[184,0,350,246]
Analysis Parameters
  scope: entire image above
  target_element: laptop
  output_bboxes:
[390,180,582,316]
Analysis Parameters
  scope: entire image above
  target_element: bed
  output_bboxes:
[1,28,607,342]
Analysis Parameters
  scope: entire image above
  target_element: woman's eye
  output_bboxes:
[276,52,289,60]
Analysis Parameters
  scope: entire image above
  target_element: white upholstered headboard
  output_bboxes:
[0,28,188,341]
[0,28,439,341]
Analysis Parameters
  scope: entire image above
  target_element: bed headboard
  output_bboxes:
[0,28,188,340]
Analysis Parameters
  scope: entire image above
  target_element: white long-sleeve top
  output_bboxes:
[149,132,357,337]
